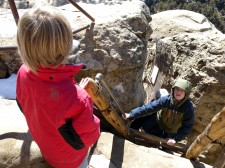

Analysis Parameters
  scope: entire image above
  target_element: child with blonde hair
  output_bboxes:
[16,6,100,168]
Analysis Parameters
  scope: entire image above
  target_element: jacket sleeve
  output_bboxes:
[174,103,195,142]
[57,85,99,150]
[129,96,170,120]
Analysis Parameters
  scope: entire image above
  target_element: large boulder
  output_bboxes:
[64,1,152,112]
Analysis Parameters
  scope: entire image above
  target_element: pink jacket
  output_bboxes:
[16,64,100,168]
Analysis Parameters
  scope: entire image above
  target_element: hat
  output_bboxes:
[172,78,192,94]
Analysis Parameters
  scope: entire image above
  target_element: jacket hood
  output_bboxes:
[171,78,192,107]
[34,63,85,82]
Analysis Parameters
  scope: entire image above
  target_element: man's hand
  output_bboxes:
[79,78,89,89]
[167,139,176,146]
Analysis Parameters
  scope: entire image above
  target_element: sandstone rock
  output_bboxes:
[64,0,152,112]
[0,51,21,78]
[149,9,222,40]
[90,132,212,168]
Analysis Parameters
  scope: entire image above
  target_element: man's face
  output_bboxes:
[173,87,185,101]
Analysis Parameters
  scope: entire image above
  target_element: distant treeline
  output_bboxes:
[144,0,225,33]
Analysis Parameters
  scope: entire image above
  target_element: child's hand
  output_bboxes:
[167,139,176,146]
[79,78,89,89]
[122,113,131,120]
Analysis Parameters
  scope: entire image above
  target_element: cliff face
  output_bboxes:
[143,9,225,165]
[0,0,225,166]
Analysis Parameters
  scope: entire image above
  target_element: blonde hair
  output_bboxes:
[17,6,73,73]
